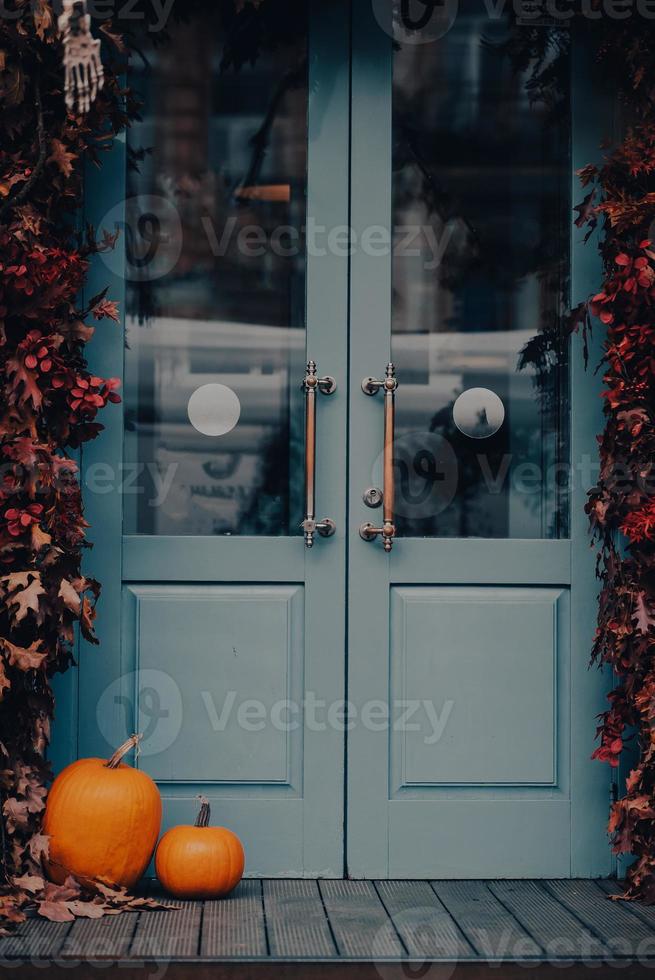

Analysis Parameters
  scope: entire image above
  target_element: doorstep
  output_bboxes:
[1,878,654,978]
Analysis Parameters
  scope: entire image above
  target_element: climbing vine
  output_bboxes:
[1,1,655,929]
[513,21,655,902]
[577,128,655,902]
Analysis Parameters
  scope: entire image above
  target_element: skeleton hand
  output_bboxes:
[58,0,104,115]
[63,36,104,114]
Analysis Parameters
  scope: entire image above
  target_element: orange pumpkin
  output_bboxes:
[43,734,162,889]
[155,797,245,899]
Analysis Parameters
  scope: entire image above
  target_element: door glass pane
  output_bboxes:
[391,12,570,539]
[123,12,307,536]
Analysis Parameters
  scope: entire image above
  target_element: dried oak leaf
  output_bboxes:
[0,659,10,701]
[12,873,44,894]
[66,900,105,919]
[31,524,51,551]
[4,573,45,624]
[1,637,47,671]
[58,577,81,614]
[6,356,43,410]
[47,139,78,179]
[2,797,30,833]
[32,0,53,40]
[28,833,50,864]
[37,901,75,922]
[633,592,655,634]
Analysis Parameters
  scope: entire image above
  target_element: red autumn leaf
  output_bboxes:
[92,299,120,322]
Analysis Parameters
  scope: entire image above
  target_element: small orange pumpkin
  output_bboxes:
[155,797,245,899]
[43,734,162,889]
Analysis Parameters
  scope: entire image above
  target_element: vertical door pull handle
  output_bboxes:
[360,362,397,552]
[301,360,336,548]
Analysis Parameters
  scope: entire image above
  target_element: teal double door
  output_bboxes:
[66,2,612,877]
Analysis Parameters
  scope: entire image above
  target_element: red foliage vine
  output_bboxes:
[0,0,159,928]
[575,126,655,902]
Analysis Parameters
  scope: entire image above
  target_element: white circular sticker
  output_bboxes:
[453,387,505,439]
[187,383,241,437]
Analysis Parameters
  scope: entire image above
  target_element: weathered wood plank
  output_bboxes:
[0,918,72,960]
[374,880,473,958]
[551,879,655,955]
[263,879,336,958]
[319,880,403,959]
[201,880,268,958]
[596,875,655,930]
[489,881,609,960]
[432,880,542,959]
[130,899,201,959]
[60,910,138,959]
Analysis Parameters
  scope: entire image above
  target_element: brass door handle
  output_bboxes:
[360,362,397,552]
[301,360,336,548]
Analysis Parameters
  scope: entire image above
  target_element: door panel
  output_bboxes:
[124,586,303,787]
[347,2,610,878]
[390,587,563,789]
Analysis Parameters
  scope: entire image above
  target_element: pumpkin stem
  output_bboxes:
[105,733,142,769]
[195,795,211,828]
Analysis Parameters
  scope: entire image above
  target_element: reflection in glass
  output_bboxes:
[391,10,570,539]
[124,12,307,536]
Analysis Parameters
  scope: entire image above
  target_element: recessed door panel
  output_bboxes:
[390,587,562,790]
[125,585,303,788]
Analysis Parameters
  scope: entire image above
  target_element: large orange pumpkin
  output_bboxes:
[43,734,162,888]
[155,797,244,899]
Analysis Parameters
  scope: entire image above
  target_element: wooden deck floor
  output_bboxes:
[2,878,655,978]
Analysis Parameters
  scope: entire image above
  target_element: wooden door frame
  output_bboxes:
[346,3,611,877]
[55,2,613,880]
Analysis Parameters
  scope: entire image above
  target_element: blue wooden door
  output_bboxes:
[346,7,612,877]
[64,1,614,879]
[70,1,351,877]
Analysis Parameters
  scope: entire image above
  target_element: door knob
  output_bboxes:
[359,362,397,552]
[301,360,336,548]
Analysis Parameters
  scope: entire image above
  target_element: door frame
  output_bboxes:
[56,2,613,880]
[346,5,611,877]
